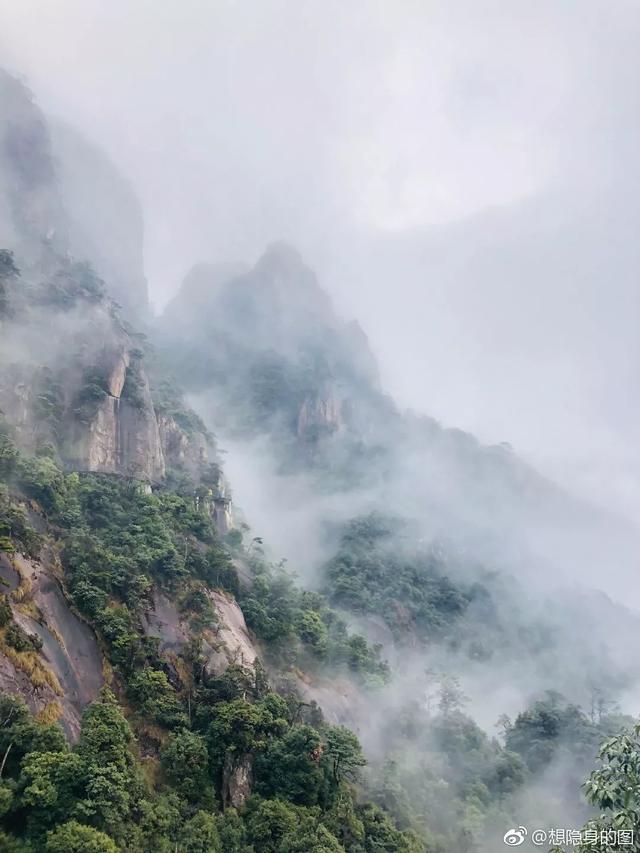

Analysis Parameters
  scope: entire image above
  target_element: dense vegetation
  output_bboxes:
[0,687,424,852]
[1,247,638,851]
[323,513,480,640]
[0,425,409,851]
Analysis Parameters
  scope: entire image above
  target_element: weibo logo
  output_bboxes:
[503,826,527,846]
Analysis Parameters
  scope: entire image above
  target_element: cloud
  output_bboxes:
[2,0,639,517]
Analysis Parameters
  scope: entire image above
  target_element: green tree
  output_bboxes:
[0,694,66,781]
[44,820,117,853]
[244,798,298,853]
[161,730,214,808]
[74,689,145,842]
[216,807,249,853]
[0,829,32,852]
[76,688,134,769]
[359,803,425,853]
[18,751,84,834]
[126,667,187,728]
[254,723,325,805]
[568,723,640,853]
[324,726,366,784]
[281,823,345,852]
[206,696,288,772]
[180,811,222,853]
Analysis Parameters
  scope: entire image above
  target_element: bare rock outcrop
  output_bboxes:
[158,413,209,481]
[0,550,103,740]
[142,588,258,678]
[222,752,254,809]
[70,348,166,483]
[297,383,343,443]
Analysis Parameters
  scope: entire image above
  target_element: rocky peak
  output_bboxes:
[0,70,68,265]
[50,121,149,317]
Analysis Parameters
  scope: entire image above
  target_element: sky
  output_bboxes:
[2,0,640,519]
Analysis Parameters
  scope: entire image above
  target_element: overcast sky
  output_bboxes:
[2,0,640,519]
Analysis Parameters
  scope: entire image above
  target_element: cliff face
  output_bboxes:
[69,350,166,483]
[297,383,344,442]
[0,293,170,484]
[157,413,209,482]
[142,588,258,677]
[0,541,103,741]
[0,67,171,480]
[50,121,148,317]
[0,71,239,737]
[0,70,68,268]
[0,69,147,317]
[158,242,387,470]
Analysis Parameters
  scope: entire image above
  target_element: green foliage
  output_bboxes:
[180,811,222,853]
[15,456,68,516]
[324,513,479,640]
[0,685,415,853]
[4,622,43,653]
[206,695,288,771]
[239,562,389,683]
[575,723,640,851]
[72,366,111,424]
[324,726,366,784]
[505,691,612,774]
[39,262,105,310]
[358,803,424,853]
[216,808,249,853]
[254,723,325,805]
[19,750,85,834]
[121,357,147,411]
[179,583,217,630]
[151,378,211,437]
[45,821,118,853]
[126,668,188,728]
[160,730,214,808]
[0,694,67,782]
[0,485,40,557]
[0,597,11,628]
[243,797,299,853]
[0,423,20,480]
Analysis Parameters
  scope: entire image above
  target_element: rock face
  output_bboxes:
[208,590,257,669]
[142,588,258,677]
[0,69,148,318]
[212,496,233,536]
[0,67,175,484]
[222,752,254,809]
[297,384,343,442]
[0,69,68,266]
[61,336,166,482]
[50,121,148,317]
[0,548,103,740]
[74,396,165,483]
[157,414,210,481]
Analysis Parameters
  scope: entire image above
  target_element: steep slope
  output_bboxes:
[1,66,639,853]
[0,70,426,853]
[50,120,149,317]
[156,239,640,847]
[158,241,636,571]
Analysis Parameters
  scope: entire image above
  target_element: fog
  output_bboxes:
[2,0,640,524]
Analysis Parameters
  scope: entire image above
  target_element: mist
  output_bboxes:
[3,0,640,523]
[2,3,640,850]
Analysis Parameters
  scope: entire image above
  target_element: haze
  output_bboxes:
[2,0,639,520]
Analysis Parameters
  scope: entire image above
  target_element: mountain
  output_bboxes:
[0,68,638,852]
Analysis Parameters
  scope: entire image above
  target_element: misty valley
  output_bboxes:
[1,15,640,853]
